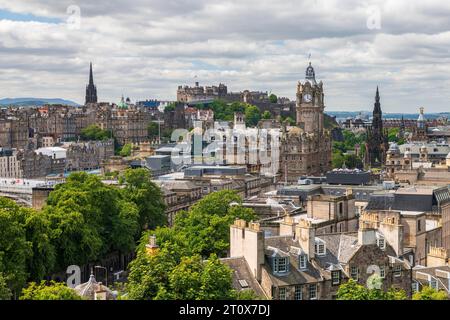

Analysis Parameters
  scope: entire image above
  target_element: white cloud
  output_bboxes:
[0,0,449,112]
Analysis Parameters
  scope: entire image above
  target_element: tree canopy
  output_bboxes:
[336,279,407,300]
[80,124,111,141]
[412,286,448,300]
[20,281,82,300]
[269,94,277,104]
[125,190,260,300]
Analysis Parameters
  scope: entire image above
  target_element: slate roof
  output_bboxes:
[220,257,267,298]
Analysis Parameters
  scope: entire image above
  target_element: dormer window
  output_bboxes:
[315,239,326,256]
[394,265,402,277]
[299,254,307,270]
[332,270,341,285]
[377,237,386,250]
[273,257,289,274]
[429,277,438,290]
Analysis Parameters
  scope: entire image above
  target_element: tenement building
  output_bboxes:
[279,63,332,182]
[228,215,412,300]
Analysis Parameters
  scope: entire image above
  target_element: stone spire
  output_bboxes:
[85,62,98,105]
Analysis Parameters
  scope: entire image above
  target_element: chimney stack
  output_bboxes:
[358,213,378,246]
[295,219,315,260]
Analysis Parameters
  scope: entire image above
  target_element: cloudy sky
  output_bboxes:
[0,0,449,113]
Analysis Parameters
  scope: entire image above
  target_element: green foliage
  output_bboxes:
[209,99,261,127]
[235,289,264,300]
[281,116,296,126]
[119,143,133,157]
[126,190,259,300]
[173,190,256,257]
[80,124,111,141]
[336,279,407,300]
[387,128,406,145]
[164,103,176,112]
[0,273,12,300]
[147,122,159,138]
[20,281,81,300]
[44,171,162,270]
[412,286,448,300]
[262,110,271,120]
[332,130,366,169]
[122,168,167,231]
[269,94,277,104]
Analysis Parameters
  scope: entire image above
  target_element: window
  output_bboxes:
[274,257,289,274]
[412,282,419,292]
[294,285,303,300]
[350,266,359,280]
[332,271,340,285]
[377,238,386,250]
[380,266,385,279]
[338,202,343,214]
[394,265,402,277]
[299,255,307,270]
[417,220,421,232]
[279,287,286,300]
[315,240,326,256]
[429,277,438,290]
[309,284,317,300]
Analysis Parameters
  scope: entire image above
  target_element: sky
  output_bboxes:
[0,0,450,113]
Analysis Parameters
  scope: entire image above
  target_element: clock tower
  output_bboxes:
[296,62,324,133]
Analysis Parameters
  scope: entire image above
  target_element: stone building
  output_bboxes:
[177,82,228,103]
[279,63,332,182]
[65,139,114,172]
[228,215,412,300]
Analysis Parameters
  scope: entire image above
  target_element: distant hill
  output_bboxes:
[0,98,80,107]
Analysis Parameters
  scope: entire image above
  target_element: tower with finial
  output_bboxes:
[296,61,324,133]
[365,86,388,168]
[85,62,98,105]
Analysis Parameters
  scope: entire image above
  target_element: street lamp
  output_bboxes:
[94,265,108,287]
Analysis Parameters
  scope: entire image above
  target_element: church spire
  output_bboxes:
[375,86,380,103]
[85,62,98,105]
[373,86,381,115]
[89,62,94,85]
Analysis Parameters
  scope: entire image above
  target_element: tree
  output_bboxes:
[80,124,111,141]
[336,279,407,300]
[20,281,82,300]
[244,104,261,127]
[412,286,448,300]
[173,190,256,257]
[147,122,159,139]
[119,143,133,157]
[121,168,167,231]
[44,172,142,269]
[262,111,271,120]
[0,273,12,300]
[0,203,32,294]
[269,94,277,104]
[332,151,345,169]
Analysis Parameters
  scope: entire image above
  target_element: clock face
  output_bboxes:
[303,93,312,103]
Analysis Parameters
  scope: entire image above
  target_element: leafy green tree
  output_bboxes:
[80,124,111,141]
[412,286,448,300]
[174,190,256,257]
[20,281,82,300]
[147,122,159,138]
[0,273,12,300]
[262,111,271,120]
[164,103,176,112]
[269,94,277,103]
[244,105,261,127]
[44,172,141,269]
[235,289,264,300]
[332,151,345,168]
[0,203,32,294]
[119,143,133,157]
[122,168,167,231]
[126,247,177,300]
[337,279,407,300]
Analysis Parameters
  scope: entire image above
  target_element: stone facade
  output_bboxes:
[228,215,412,300]
[279,63,332,182]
